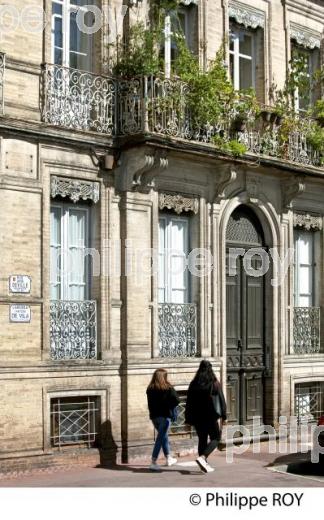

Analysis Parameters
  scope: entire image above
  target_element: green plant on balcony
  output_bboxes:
[276,115,301,157]
[173,37,236,129]
[212,136,248,157]
[231,88,260,131]
[312,99,324,127]
[113,22,162,78]
[305,123,324,159]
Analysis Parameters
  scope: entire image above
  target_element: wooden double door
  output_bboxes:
[225,207,266,426]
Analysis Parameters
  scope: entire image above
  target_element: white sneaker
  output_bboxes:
[205,461,215,473]
[149,461,161,471]
[165,456,177,467]
[196,456,214,473]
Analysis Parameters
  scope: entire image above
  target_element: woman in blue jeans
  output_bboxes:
[146,369,180,470]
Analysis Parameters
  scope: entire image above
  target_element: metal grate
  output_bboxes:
[295,382,324,424]
[158,303,198,357]
[170,392,194,437]
[50,300,97,360]
[43,64,117,135]
[50,396,100,447]
[293,307,321,354]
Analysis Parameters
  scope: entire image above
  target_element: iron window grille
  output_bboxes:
[50,396,100,448]
[295,382,324,424]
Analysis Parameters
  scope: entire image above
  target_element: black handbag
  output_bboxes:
[211,391,222,419]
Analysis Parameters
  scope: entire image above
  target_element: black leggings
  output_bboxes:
[195,421,221,458]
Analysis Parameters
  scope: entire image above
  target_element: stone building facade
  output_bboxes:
[0,0,324,471]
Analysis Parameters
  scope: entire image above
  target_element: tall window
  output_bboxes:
[229,27,255,90]
[294,230,316,307]
[158,214,190,304]
[50,202,90,301]
[291,44,320,111]
[164,5,197,78]
[52,0,95,70]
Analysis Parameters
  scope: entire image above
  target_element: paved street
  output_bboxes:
[0,442,323,487]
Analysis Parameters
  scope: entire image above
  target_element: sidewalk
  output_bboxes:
[0,442,323,487]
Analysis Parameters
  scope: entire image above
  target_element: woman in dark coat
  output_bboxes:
[185,360,227,473]
[146,368,180,470]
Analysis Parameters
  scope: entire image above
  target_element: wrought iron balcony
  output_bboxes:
[118,75,322,166]
[293,306,321,354]
[42,68,323,168]
[50,300,97,360]
[158,303,198,357]
[43,64,117,135]
[0,52,5,115]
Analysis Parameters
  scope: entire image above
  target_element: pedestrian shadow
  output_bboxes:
[95,463,202,476]
[97,419,118,466]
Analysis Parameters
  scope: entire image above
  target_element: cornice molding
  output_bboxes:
[293,212,323,230]
[290,22,321,49]
[229,1,265,29]
[159,192,199,214]
[285,0,324,25]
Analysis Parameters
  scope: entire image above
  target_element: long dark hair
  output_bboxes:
[192,360,220,389]
[147,369,172,391]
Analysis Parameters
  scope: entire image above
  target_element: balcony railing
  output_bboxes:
[43,64,117,135]
[0,52,5,115]
[42,67,324,168]
[158,303,198,357]
[50,300,97,360]
[293,307,321,354]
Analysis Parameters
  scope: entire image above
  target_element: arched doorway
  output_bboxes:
[226,205,266,426]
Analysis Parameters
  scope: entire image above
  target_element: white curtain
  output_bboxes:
[158,215,189,304]
[294,230,314,307]
[50,202,89,301]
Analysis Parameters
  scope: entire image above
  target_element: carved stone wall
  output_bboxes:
[293,212,323,230]
[229,1,265,29]
[50,176,100,204]
[290,23,321,49]
[158,193,199,214]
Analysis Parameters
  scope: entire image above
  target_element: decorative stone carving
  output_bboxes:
[290,23,321,49]
[214,167,237,202]
[133,151,168,191]
[159,193,199,215]
[282,177,305,209]
[293,213,323,231]
[229,1,265,29]
[116,148,169,192]
[50,176,100,203]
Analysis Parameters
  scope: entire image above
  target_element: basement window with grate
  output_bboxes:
[295,382,324,424]
[50,396,100,448]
